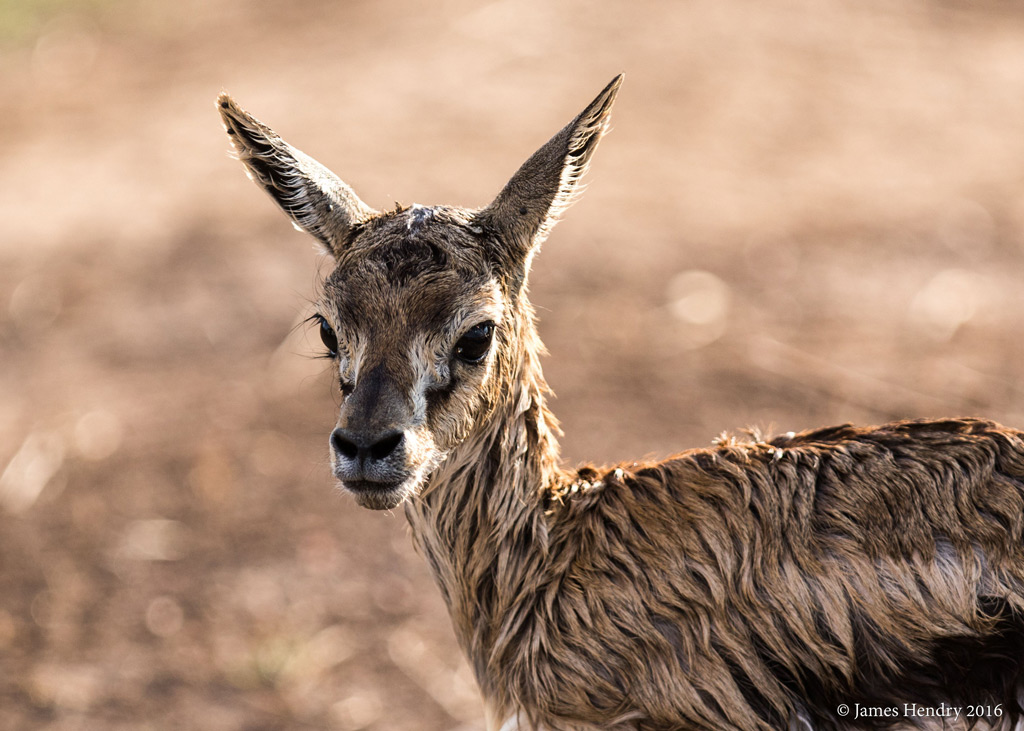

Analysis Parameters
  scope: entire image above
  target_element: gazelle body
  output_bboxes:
[219,78,1024,730]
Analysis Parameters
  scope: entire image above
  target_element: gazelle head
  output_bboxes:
[218,76,621,510]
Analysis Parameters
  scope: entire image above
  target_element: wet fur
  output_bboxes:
[219,78,1024,729]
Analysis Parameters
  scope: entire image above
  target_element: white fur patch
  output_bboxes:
[497,713,527,731]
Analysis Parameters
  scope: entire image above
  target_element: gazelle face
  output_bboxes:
[218,75,620,509]
[314,208,507,509]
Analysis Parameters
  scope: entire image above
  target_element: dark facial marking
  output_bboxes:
[371,236,450,285]
[426,378,458,414]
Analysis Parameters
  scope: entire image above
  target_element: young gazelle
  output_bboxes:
[219,77,1024,730]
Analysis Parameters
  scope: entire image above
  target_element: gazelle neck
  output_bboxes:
[404,324,566,691]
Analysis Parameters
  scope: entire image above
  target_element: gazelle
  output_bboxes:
[219,77,1024,730]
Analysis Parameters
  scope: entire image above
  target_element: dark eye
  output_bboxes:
[318,316,338,357]
[454,321,494,364]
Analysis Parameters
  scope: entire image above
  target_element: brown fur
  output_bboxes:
[218,79,1024,729]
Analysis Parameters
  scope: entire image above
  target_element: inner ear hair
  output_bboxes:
[217,92,378,257]
[476,74,622,268]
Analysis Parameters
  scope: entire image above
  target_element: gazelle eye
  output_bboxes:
[454,321,494,364]
[318,316,338,357]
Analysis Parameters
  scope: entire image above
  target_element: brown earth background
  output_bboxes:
[4,1,1024,729]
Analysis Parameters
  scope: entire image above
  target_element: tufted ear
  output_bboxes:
[217,93,377,257]
[476,75,622,273]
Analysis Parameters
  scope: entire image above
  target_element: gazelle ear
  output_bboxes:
[217,93,377,257]
[476,74,622,270]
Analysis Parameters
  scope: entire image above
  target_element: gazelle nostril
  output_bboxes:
[370,432,403,461]
[331,428,403,463]
[331,429,359,461]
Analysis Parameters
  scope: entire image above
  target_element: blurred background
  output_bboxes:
[4,0,1024,728]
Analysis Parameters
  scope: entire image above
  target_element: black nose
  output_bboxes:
[331,428,404,463]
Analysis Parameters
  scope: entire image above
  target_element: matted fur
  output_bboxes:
[219,78,1024,730]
